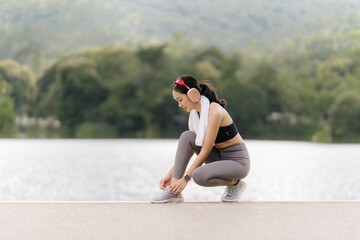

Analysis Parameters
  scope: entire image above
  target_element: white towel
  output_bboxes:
[188,95,210,146]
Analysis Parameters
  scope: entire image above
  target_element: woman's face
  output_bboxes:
[172,90,195,112]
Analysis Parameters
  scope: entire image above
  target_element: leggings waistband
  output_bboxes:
[216,143,250,162]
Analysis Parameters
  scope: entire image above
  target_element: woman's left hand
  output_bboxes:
[170,178,188,194]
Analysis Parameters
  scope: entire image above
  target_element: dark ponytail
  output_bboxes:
[199,82,227,108]
[173,75,227,108]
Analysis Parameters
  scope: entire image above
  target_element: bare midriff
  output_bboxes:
[214,133,244,149]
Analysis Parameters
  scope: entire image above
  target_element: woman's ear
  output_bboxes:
[187,88,201,102]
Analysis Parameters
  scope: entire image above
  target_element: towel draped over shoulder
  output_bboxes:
[188,95,210,146]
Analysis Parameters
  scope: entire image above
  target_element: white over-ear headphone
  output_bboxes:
[173,78,200,102]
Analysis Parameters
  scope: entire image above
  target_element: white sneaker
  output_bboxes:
[221,180,247,202]
[151,186,184,204]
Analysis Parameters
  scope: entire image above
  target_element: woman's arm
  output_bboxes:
[185,103,223,178]
[166,166,174,177]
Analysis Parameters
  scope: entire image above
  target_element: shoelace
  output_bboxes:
[169,186,182,203]
[161,186,182,203]
[173,194,182,203]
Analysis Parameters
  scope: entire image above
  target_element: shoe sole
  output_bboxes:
[221,182,247,202]
[151,197,184,204]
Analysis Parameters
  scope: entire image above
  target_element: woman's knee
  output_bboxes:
[179,130,196,141]
[179,131,197,147]
[192,168,208,187]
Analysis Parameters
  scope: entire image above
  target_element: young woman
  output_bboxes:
[151,75,250,203]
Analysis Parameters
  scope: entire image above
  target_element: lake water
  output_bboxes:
[0,139,359,201]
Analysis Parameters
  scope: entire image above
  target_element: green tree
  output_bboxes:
[99,81,146,137]
[0,59,36,115]
[136,44,166,68]
[0,81,18,137]
[249,62,282,112]
[223,80,269,138]
[55,57,108,136]
[329,92,360,142]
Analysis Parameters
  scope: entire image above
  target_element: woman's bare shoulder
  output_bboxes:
[209,102,226,118]
[209,102,232,126]
[209,102,224,112]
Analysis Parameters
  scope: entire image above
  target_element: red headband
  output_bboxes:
[173,78,190,90]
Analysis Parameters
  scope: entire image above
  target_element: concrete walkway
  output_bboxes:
[1,201,359,240]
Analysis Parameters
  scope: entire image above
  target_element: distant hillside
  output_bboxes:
[1,0,360,70]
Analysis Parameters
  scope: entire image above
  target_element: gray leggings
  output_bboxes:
[172,131,250,187]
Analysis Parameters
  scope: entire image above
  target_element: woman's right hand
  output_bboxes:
[159,174,172,190]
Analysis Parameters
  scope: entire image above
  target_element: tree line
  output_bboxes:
[1,32,360,142]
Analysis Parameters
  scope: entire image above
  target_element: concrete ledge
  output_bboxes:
[1,201,359,240]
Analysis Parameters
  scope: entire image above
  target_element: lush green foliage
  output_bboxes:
[1,30,360,142]
[0,60,36,115]
[0,81,18,137]
[329,92,360,142]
